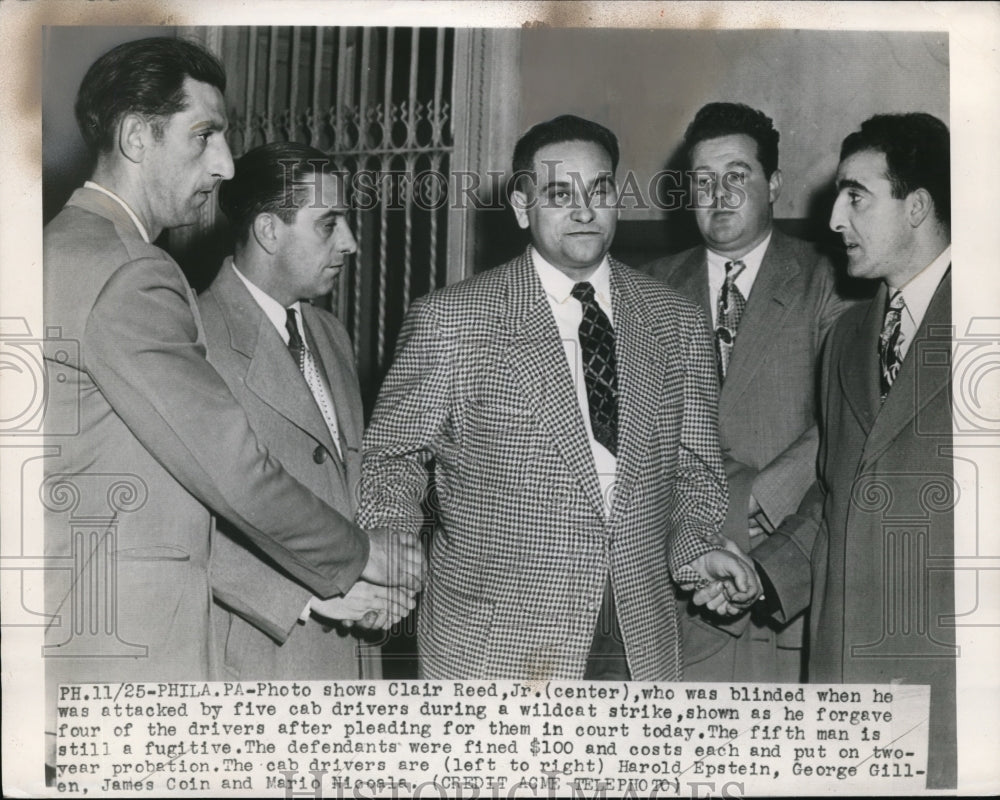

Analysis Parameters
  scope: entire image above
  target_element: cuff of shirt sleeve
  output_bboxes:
[753,559,782,617]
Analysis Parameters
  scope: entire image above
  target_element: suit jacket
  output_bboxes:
[754,273,956,788]
[199,260,380,679]
[357,248,728,681]
[647,229,853,674]
[42,188,369,726]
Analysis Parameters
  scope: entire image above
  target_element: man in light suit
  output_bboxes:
[358,114,758,681]
[202,142,416,679]
[647,103,854,682]
[43,38,421,754]
[714,113,955,787]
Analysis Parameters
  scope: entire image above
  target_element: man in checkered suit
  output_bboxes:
[358,115,758,680]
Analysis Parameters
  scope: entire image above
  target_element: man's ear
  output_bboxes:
[767,168,783,205]
[907,188,934,228]
[511,187,531,230]
[118,113,150,164]
[252,213,280,255]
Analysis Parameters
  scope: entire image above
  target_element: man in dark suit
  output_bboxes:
[706,113,955,788]
[202,142,416,679]
[358,114,758,681]
[647,103,854,682]
[43,37,421,755]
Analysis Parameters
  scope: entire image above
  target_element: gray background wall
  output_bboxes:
[519,29,950,222]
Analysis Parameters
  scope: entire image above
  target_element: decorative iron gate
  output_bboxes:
[221,26,455,402]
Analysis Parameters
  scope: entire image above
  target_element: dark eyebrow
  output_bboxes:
[836,178,869,193]
[189,119,227,133]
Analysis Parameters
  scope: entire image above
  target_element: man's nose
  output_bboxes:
[829,194,847,232]
[212,138,235,180]
[337,220,358,255]
[571,199,596,223]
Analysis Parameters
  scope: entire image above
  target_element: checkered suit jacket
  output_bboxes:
[358,248,728,680]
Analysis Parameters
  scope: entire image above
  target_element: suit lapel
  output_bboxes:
[720,232,800,414]
[863,271,952,466]
[838,285,884,437]
[213,262,336,452]
[502,250,606,519]
[608,260,665,522]
[302,306,357,483]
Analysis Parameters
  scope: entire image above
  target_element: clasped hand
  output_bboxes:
[681,537,762,617]
[309,581,417,630]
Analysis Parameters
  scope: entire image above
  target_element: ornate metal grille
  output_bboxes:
[222,26,455,403]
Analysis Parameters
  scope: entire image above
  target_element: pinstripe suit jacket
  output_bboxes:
[358,248,728,681]
[647,230,853,676]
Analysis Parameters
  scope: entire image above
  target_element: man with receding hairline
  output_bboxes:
[359,114,758,681]
[203,141,417,679]
[42,37,421,762]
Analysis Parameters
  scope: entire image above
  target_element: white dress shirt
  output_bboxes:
[705,232,772,328]
[84,181,151,244]
[532,247,617,517]
[890,245,951,362]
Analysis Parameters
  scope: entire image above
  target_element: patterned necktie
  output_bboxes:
[285,308,305,371]
[879,289,906,403]
[715,259,747,382]
[571,282,618,457]
[285,308,342,458]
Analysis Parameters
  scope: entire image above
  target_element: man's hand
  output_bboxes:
[361,528,425,591]
[682,543,761,617]
[309,581,417,630]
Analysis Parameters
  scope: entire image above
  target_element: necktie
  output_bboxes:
[879,289,906,403]
[715,259,747,382]
[285,308,342,458]
[571,282,618,457]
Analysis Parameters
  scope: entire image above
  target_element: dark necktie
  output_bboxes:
[571,282,618,457]
[715,259,747,382]
[879,289,906,403]
[285,308,305,372]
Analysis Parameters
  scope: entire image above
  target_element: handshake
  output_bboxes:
[309,528,425,631]
[681,536,763,617]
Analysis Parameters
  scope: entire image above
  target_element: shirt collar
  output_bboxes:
[893,245,951,330]
[705,230,772,278]
[531,246,613,308]
[231,261,303,344]
[84,180,151,244]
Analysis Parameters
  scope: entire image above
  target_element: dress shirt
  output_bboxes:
[705,231,772,328]
[84,181,151,244]
[532,247,617,517]
[889,245,951,362]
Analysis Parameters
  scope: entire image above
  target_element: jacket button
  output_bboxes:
[313,446,328,464]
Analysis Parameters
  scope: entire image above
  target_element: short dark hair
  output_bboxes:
[220,141,342,244]
[511,114,620,189]
[682,102,780,177]
[840,113,951,230]
[75,36,227,155]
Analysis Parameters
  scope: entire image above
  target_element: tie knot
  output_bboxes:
[285,307,303,348]
[571,282,598,305]
[888,289,905,311]
[724,260,746,281]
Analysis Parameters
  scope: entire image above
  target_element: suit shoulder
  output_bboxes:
[622,263,704,322]
[643,245,700,285]
[409,255,516,317]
